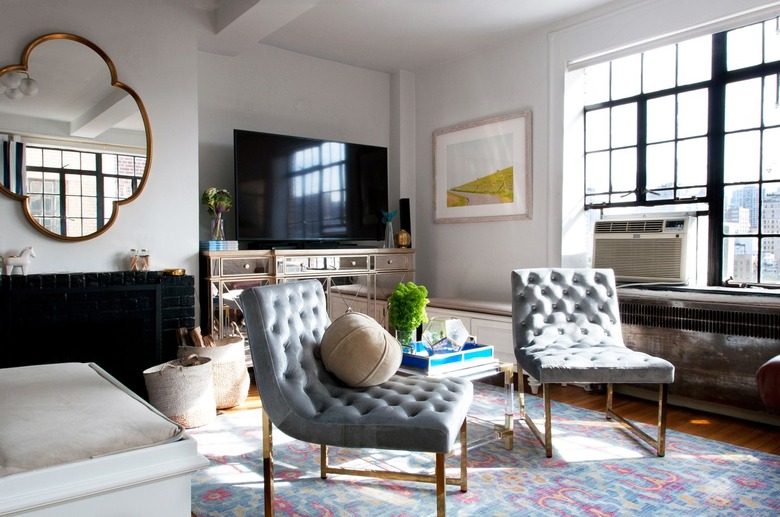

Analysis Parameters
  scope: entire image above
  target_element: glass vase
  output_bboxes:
[395,328,414,346]
[384,221,394,248]
[210,215,225,241]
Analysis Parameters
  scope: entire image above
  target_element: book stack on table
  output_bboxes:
[399,342,499,377]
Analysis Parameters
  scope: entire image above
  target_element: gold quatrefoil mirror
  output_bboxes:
[0,33,151,241]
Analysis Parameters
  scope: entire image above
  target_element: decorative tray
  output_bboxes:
[401,342,495,374]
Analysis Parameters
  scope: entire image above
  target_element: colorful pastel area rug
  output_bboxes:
[189,382,780,516]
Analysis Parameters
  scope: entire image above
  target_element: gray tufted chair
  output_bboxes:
[238,279,473,516]
[511,268,674,458]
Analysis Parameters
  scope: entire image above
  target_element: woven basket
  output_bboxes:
[143,356,216,428]
[177,336,249,409]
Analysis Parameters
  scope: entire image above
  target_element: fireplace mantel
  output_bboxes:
[0,271,195,398]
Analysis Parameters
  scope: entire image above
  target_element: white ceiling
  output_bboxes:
[195,0,623,73]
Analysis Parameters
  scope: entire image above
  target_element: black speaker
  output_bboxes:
[399,198,411,247]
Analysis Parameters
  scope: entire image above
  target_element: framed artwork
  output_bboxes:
[433,110,532,223]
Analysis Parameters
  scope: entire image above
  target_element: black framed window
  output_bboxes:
[583,17,780,286]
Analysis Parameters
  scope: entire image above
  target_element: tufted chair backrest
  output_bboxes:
[511,268,624,355]
[239,279,336,436]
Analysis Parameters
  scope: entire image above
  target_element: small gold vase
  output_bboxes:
[394,229,411,248]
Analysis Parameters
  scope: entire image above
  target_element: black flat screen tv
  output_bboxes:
[234,129,389,248]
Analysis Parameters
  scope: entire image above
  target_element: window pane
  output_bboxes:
[61,151,80,170]
[611,54,641,100]
[724,130,760,183]
[725,184,759,233]
[585,151,609,193]
[584,61,610,105]
[611,148,636,191]
[26,147,42,167]
[678,35,712,85]
[82,197,97,218]
[647,142,675,189]
[65,195,82,217]
[764,74,780,126]
[764,127,780,181]
[82,152,97,171]
[677,137,708,186]
[727,23,763,71]
[65,174,81,195]
[761,237,780,282]
[726,78,762,131]
[647,95,676,143]
[643,44,676,93]
[762,183,780,234]
[723,236,758,282]
[585,109,610,151]
[102,154,118,174]
[677,89,708,138]
[43,149,62,168]
[611,103,637,147]
[766,19,780,64]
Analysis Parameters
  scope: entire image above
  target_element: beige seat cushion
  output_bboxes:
[0,362,184,477]
[321,311,402,387]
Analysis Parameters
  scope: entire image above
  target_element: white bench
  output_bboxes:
[0,362,209,516]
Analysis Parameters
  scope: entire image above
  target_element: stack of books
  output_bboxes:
[200,240,239,251]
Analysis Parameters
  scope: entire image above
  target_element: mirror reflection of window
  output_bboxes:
[23,143,145,237]
[289,142,347,238]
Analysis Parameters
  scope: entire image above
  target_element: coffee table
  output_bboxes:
[397,360,515,450]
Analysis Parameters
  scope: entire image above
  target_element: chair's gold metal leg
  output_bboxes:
[262,408,274,516]
[518,369,526,417]
[436,453,445,517]
[521,381,553,457]
[460,419,468,492]
[657,383,668,457]
[606,383,669,457]
[320,444,328,479]
[543,384,552,458]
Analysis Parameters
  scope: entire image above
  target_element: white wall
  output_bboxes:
[197,44,392,242]
[0,0,202,276]
[413,28,551,302]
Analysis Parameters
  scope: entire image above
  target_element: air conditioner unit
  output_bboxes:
[592,216,695,284]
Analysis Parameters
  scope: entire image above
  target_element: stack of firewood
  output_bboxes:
[175,322,243,348]
[175,326,217,347]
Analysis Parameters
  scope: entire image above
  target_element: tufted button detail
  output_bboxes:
[582,328,588,335]
[552,303,557,309]
[558,328,564,334]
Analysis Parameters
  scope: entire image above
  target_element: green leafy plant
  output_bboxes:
[388,281,429,331]
[202,187,233,240]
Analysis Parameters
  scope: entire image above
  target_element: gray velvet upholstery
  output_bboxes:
[512,268,674,385]
[511,268,674,457]
[239,279,473,453]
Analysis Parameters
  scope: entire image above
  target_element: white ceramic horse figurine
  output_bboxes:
[3,246,36,275]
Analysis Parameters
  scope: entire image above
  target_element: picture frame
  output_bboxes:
[433,110,532,223]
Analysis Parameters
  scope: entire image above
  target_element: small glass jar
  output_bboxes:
[129,248,139,271]
[139,248,150,271]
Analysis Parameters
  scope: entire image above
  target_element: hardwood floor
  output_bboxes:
[227,377,780,456]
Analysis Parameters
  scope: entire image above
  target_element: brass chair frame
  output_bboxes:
[518,379,669,458]
[260,408,468,516]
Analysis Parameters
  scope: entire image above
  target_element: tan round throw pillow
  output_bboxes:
[321,311,402,387]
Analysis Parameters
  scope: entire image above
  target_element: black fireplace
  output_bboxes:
[0,271,195,398]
